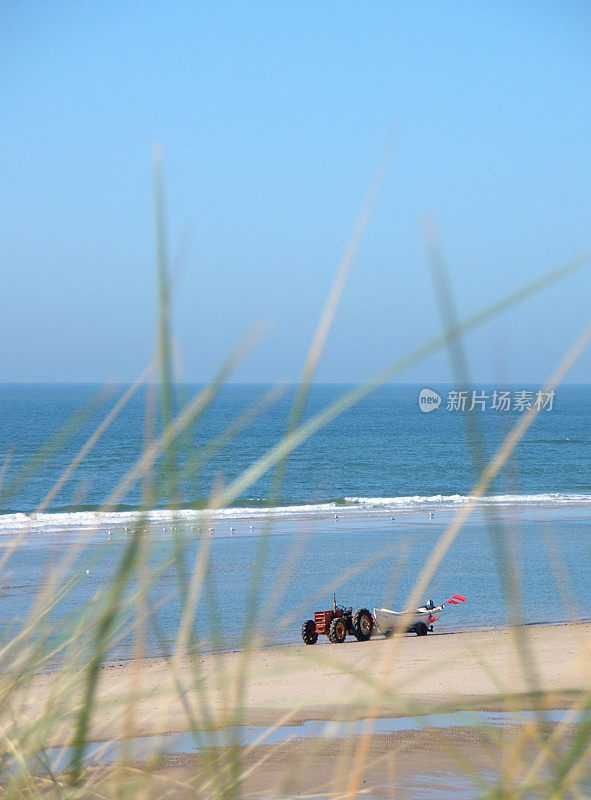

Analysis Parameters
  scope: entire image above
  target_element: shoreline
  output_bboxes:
[34,617,591,674]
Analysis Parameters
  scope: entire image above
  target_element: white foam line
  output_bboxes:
[0,493,590,535]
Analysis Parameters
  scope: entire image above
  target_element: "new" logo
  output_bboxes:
[418,388,442,413]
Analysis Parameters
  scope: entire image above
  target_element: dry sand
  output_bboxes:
[9,622,591,750]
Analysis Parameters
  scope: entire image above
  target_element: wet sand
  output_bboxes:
[149,726,570,799]
[69,723,589,799]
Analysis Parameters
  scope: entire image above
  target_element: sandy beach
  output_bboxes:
[9,621,591,751]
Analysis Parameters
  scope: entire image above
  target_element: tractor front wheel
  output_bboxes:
[328,616,347,643]
[352,608,374,641]
[301,619,318,645]
[416,622,428,636]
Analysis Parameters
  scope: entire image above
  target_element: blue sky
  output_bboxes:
[1,1,590,383]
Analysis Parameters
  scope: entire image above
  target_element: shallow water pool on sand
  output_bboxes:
[21,707,590,771]
[9,708,589,799]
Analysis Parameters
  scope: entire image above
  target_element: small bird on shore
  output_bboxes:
[230,527,235,533]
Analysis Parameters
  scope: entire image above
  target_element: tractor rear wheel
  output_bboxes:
[301,619,318,645]
[352,608,373,641]
[328,616,347,643]
[416,622,428,636]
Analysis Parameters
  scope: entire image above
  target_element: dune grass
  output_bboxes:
[0,150,590,799]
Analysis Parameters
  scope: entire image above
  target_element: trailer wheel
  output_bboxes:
[416,622,428,636]
[352,608,374,641]
[301,619,318,645]
[328,617,347,643]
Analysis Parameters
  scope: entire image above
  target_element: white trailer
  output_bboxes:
[373,594,466,636]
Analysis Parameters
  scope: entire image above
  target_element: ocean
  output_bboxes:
[0,383,589,659]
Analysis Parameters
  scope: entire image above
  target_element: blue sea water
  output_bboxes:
[0,383,589,658]
[0,383,589,513]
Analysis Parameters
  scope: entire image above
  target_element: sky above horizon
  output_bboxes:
[1,2,590,385]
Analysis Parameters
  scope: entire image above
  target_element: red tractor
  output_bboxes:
[301,595,374,644]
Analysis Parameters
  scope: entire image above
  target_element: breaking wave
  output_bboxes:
[0,493,590,536]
